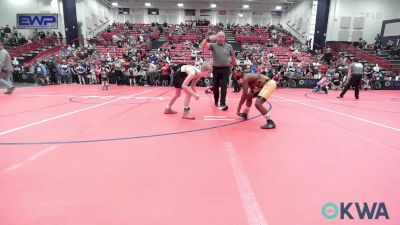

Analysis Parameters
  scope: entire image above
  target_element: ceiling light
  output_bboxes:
[243,4,249,9]
[276,6,282,10]
[111,2,118,6]
[178,3,183,7]
[210,4,217,8]
[145,2,151,7]
[238,13,243,17]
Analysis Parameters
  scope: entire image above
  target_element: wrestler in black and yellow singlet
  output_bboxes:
[250,74,277,100]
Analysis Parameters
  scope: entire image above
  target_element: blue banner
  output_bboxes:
[17,14,58,29]
[290,79,319,88]
[374,80,400,90]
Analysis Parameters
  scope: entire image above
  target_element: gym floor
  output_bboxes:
[1,85,399,225]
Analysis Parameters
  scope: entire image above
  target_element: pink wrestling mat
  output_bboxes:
[0,85,399,225]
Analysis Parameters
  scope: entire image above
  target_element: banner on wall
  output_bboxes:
[271,11,282,17]
[219,10,226,16]
[290,79,319,88]
[373,80,400,90]
[200,9,211,16]
[253,12,264,16]
[17,14,58,29]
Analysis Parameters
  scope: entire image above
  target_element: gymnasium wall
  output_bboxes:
[0,0,65,37]
[0,0,112,40]
[109,8,280,26]
[281,0,313,43]
[326,0,400,44]
[76,0,111,39]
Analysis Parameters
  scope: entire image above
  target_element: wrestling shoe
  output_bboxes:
[164,108,177,114]
[182,111,195,119]
[261,119,276,129]
[238,113,248,120]
[219,105,228,111]
[4,86,15,94]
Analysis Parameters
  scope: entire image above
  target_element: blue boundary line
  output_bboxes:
[0,103,271,145]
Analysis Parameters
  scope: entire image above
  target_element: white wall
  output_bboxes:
[326,0,400,43]
[0,0,65,37]
[76,0,111,39]
[281,0,312,43]
[110,8,280,26]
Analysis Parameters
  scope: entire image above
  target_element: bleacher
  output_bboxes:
[7,37,59,65]
[96,23,153,58]
[165,25,220,43]
[162,42,212,65]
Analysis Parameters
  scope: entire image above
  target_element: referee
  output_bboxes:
[202,31,237,110]
[337,58,363,99]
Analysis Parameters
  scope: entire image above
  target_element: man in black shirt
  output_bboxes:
[338,58,363,99]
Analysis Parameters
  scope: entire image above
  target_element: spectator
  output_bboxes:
[148,60,157,86]
[58,32,63,43]
[0,42,15,94]
[160,62,171,86]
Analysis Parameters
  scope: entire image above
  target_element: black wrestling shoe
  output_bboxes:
[219,105,228,111]
[239,113,248,120]
[337,96,343,98]
[261,119,276,129]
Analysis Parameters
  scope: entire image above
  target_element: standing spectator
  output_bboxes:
[0,42,15,94]
[321,48,333,65]
[202,31,237,110]
[160,62,170,86]
[76,63,86,84]
[128,65,137,86]
[70,63,78,83]
[58,32,63,43]
[61,61,71,84]
[100,65,110,90]
[114,58,124,85]
[3,25,11,38]
[38,30,46,41]
[148,61,157,86]
[33,61,45,85]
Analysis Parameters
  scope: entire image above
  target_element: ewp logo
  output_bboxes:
[322,202,389,220]
[17,14,58,29]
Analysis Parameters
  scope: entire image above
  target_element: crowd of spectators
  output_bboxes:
[7,21,400,90]
[1,25,63,48]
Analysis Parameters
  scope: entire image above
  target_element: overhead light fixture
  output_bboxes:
[177,3,183,7]
[276,5,282,10]
[243,4,249,9]
[111,2,118,6]
[210,4,217,8]
[145,2,151,7]
[151,11,157,14]
[238,13,243,17]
